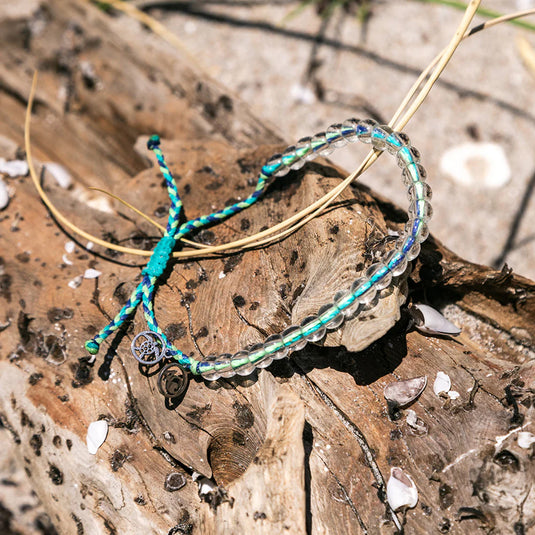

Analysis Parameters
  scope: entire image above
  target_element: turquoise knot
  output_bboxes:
[147,135,160,150]
[85,340,100,355]
[143,235,176,278]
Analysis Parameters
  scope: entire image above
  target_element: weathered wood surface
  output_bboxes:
[0,2,534,534]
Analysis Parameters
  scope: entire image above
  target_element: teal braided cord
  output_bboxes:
[85,135,183,356]
[85,136,272,372]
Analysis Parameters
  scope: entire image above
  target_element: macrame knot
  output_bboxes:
[147,135,161,150]
[142,235,176,278]
[85,340,100,355]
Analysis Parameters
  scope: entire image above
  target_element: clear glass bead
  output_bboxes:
[215,353,234,378]
[371,125,394,151]
[405,218,430,243]
[297,137,315,161]
[397,146,421,168]
[281,325,307,351]
[385,131,410,155]
[264,334,288,360]
[408,181,432,202]
[281,146,297,167]
[384,249,408,277]
[231,350,255,376]
[300,315,326,342]
[200,356,221,381]
[402,163,427,186]
[318,303,344,329]
[351,277,377,305]
[326,124,346,148]
[262,153,283,177]
[406,241,421,261]
[334,288,361,317]
[248,343,266,365]
[311,132,333,156]
[341,118,359,141]
[365,262,392,291]
[356,119,377,143]
[248,342,272,369]
[273,165,290,178]
[408,199,433,221]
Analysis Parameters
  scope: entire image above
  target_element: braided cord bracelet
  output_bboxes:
[84,119,431,392]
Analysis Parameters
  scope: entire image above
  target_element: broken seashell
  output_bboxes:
[84,268,102,279]
[65,241,75,254]
[410,304,461,336]
[0,158,28,177]
[448,390,460,400]
[440,142,510,189]
[62,254,73,266]
[386,467,418,512]
[44,162,72,189]
[433,371,451,396]
[384,376,427,408]
[0,178,9,210]
[406,409,428,434]
[68,275,83,289]
[518,432,535,449]
[193,472,216,495]
[86,420,108,454]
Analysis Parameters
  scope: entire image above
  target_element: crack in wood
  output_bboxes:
[300,373,403,533]
[317,454,369,534]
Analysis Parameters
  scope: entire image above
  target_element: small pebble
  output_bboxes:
[65,241,75,253]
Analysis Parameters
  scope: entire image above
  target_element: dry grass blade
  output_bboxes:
[87,187,211,249]
[25,2,535,260]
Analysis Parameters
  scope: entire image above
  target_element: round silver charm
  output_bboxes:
[131,331,166,366]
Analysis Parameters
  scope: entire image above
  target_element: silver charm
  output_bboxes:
[131,331,166,366]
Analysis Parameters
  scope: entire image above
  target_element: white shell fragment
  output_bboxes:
[193,472,216,495]
[0,178,9,210]
[86,420,109,454]
[68,275,83,289]
[84,269,102,279]
[411,304,461,336]
[440,142,511,189]
[518,432,535,449]
[448,390,460,400]
[433,371,451,396]
[65,241,75,253]
[384,376,427,407]
[44,162,72,189]
[62,254,73,266]
[291,83,316,105]
[0,159,28,177]
[406,409,428,434]
[387,467,418,512]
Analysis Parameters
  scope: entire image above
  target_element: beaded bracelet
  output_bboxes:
[85,119,431,397]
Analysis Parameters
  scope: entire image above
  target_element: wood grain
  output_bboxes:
[0,2,533,534]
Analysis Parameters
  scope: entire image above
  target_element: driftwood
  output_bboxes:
[0,2,534,534]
